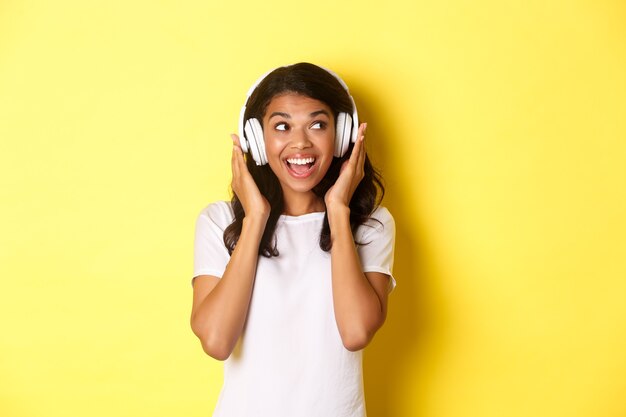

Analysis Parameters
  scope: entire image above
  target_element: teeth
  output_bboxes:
[286,157,315,165]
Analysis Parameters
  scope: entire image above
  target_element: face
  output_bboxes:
[262,93,335,200]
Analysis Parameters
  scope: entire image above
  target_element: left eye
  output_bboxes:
[311,121,326,129]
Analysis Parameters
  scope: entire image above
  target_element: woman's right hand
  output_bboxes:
[230,134,270,222]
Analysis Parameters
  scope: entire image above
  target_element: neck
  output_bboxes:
[282,191,325,216]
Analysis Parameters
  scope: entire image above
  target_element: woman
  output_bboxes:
[191,62,396,417]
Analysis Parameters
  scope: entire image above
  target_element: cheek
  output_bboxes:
[264,137,292,178]
[263,135,283,158]
[320,142,335,171]
[320,131,336,154]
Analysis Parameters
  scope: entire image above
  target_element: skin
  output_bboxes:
[190,93,391,360]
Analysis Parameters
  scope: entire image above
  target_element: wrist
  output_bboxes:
[327,204,350,227]
[242,214,268,234]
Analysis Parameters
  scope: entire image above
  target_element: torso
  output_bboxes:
[212,208,365,417]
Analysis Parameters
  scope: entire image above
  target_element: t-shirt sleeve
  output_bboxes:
[192,202,233,287]
[355,206,397,292]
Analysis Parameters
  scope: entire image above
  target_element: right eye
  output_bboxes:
[275,122,288,131]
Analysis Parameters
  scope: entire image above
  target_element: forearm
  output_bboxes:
[191,215,266,359]
[328,206,385,351]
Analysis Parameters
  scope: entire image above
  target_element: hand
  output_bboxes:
[230,134,270,221]
[324,123,367,211]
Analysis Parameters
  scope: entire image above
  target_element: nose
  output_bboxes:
[290,126,312,149]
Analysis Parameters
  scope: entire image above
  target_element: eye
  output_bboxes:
[275,122,288,131]
[310,121,327,130]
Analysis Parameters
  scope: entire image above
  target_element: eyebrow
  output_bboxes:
[268,109,331,120]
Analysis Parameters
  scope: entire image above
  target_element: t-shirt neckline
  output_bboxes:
[279,211,325,222]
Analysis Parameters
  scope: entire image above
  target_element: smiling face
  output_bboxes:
[262,92,335,210]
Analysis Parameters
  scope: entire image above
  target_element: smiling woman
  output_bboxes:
[190,63,396,417]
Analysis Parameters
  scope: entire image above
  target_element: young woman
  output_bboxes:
[190,62,396,417]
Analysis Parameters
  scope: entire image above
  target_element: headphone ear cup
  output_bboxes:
[239,136,249,153]
[244,118,267,165]
[335,112,352,157]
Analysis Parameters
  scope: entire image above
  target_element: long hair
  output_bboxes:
[224,62,385,257]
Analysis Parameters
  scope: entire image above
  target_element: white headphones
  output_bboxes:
[238,64,359,166]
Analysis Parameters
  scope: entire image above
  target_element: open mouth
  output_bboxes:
[285,156,316,177]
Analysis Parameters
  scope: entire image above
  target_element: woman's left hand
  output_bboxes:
[324,122,367,211]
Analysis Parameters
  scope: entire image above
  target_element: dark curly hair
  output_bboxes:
[224,62,384,257]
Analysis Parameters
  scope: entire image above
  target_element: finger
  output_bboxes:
[231,136,241,180]
[231,134,248,169]
[352,123,366,168]
[349,127,364,166]
[231,145,240,184]
[231,133,242,148]
[358,123,367,162]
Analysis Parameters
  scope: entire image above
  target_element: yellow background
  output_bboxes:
[1,0,625,416]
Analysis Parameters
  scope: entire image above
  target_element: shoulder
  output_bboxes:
[356,206,395,238]
[366,206,395,229]
[197,201,235,229]
[371,206,393,223]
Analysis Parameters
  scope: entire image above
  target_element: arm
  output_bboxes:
[325,123,391,351]
[328,205,391,351]
[190,135,269,360]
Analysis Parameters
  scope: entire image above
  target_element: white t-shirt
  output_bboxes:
[192,201,396,417]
